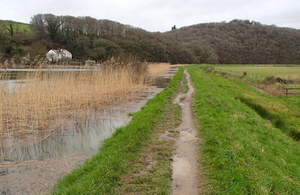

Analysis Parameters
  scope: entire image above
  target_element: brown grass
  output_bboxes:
[148,63,172,75]
[0,59,149,139]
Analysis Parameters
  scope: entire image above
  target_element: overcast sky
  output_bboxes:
[1,0,299,32]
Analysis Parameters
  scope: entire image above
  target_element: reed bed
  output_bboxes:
[148,63,172,75]
[0,58,149,140]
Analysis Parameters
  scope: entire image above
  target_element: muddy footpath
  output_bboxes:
[171,69,202,195]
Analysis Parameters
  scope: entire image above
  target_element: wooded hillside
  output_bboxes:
[166,19,300,64]
[1,15,300,65]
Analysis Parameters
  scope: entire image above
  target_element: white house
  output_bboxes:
[46,49,72,62]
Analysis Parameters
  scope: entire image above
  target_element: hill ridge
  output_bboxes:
[1,16,300,64]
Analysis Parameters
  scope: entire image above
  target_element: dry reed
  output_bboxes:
[148,63,172,75]
[0,59,149,140]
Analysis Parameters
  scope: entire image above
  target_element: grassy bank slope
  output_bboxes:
[188,65,300,194]
[52,68,184,194]
[208,65,300,140]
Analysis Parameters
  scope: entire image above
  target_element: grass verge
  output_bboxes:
[51,67,184,194]
[188,65,300,194]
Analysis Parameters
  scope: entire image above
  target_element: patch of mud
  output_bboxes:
[0,154,88,195]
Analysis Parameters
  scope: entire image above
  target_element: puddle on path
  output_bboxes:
[0,68,177,195]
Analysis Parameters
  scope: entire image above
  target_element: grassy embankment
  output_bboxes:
[188,65,300,194]
[52,67,185,194]
[208,65,300,140]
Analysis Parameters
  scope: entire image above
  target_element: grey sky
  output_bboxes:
[1,0,299,32]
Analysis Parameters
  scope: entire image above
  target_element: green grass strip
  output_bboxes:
[188,65,300,194]
[52,68,184,194]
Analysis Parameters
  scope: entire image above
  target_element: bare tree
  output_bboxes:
[30,14,46,40]
[84,16,98,36]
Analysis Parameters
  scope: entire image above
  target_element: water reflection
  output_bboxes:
[151,76,172,88]
[0,116,129,163]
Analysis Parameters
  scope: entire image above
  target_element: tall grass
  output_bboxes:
[0,58,149,140]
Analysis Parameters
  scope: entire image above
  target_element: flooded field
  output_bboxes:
[0,65,177,194]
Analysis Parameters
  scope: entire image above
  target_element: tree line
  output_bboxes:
[1,15,300,65]
[29,14,196,64]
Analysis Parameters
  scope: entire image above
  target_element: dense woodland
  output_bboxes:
[166,19,300,64]
[0,14,300,65]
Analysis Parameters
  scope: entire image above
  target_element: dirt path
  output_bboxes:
[171,69,201,195]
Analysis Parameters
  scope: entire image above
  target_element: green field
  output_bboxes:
[215,65,300,80]
[0,20,32,35]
